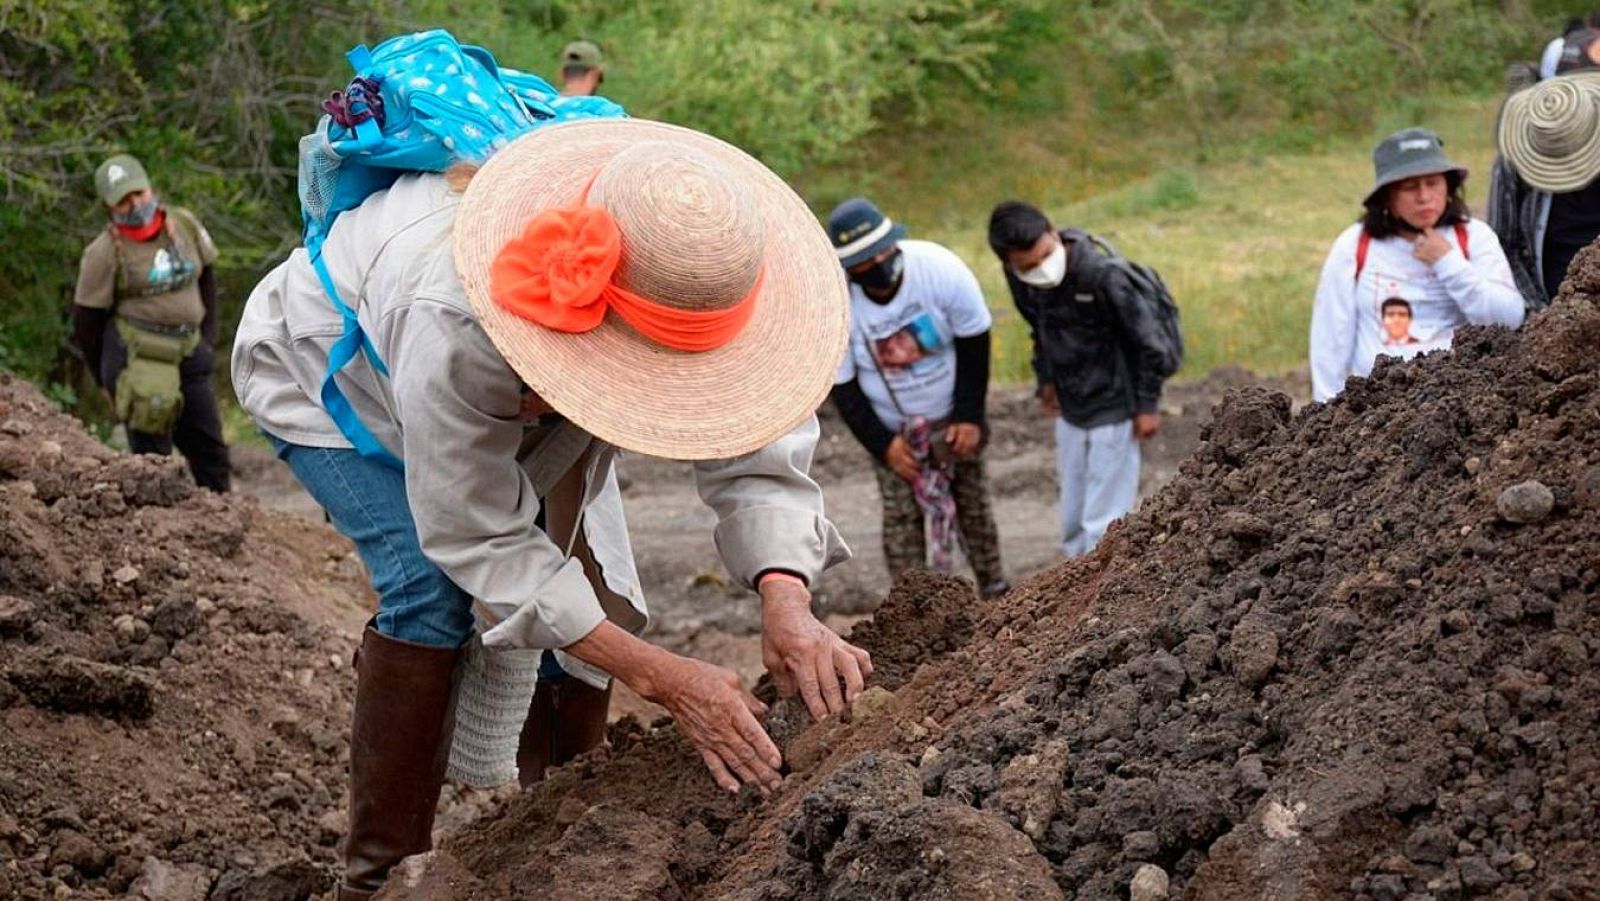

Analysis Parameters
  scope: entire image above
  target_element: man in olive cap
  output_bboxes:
[73,153,231,491]
[559,40,604,97]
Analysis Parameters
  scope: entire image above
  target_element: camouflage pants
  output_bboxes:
[872,451,1004,588]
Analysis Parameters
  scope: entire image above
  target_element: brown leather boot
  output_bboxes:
[515,678,612,788]
[338,627,462,900]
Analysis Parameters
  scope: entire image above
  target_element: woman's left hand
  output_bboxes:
[759,578,873,719]
[1412,228,1451,266]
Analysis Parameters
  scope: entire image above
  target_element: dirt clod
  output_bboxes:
[8,654,156,720]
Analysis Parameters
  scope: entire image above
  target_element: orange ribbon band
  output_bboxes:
[489,199,761,352]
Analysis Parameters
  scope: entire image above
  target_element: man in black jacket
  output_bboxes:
[988,201,1170,557]
[827,197,1009,597]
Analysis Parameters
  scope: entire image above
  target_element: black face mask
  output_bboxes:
[850,249,905,302]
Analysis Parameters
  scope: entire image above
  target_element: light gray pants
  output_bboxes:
[1055,418,1140,557]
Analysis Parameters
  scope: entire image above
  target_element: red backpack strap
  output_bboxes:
[1354,229,1371,283]
[1454,221,1470,259]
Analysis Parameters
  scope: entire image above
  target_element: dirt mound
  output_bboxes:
[396,251,1600,899]
[0,375,382,899]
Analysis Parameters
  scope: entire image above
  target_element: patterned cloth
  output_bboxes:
[903,416,959,573]
[872,443,1004,587]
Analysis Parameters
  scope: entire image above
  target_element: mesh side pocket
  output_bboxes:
[297,119,343,232]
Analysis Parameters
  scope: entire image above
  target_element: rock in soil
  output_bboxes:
[1497,479,1555,524]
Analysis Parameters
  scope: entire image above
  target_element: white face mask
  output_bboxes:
[1015,243,1067,288]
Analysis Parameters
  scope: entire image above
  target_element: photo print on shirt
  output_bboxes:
[871,312,945,372]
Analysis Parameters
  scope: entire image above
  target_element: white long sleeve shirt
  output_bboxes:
[1310,219,1525,402]
[232,174,849,652]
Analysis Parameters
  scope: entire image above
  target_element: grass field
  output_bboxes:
[811,95,1504,384]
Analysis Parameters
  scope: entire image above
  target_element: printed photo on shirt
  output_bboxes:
[872,313,944,372]
[1380,296,1421,348]
[1370,274,1446,351]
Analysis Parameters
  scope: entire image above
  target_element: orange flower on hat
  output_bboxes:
[490,207,623,333]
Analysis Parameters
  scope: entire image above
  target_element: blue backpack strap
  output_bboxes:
[309,234,404,471]
[304,43,405,471]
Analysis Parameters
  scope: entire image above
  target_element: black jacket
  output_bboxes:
[1005,231,1167,428]
[1486,156,1551,311]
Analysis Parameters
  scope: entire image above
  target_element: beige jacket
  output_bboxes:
[232,174,849,659]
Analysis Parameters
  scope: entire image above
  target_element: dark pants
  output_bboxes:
[101,325,231,493]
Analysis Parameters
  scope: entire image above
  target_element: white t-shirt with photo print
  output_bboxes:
[1309,218,1525,402]
[834,239,993,432]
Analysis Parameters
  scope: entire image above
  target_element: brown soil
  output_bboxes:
[378,250,1600,900]
[0,377,517,899]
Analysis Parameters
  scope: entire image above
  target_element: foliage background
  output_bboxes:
[0,0,1578,421]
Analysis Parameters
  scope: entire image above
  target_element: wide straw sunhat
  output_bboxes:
[1497,71,1600,193]
[454,118,849,460]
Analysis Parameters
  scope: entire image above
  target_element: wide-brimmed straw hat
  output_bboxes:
[1497,71,1600,193]
[1364,127,1468,205]
[454,118,849,460]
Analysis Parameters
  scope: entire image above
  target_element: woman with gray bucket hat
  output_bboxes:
[1310,128,1525,402]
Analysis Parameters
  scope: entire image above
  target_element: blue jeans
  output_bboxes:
[269,435,474,647]
[269,435,571,677]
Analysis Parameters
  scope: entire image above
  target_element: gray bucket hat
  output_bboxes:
[1365,128,1468,205]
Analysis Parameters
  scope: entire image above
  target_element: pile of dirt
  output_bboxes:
[389,252,1600,899]
[0,375,383,900]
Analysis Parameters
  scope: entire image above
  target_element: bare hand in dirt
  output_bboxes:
[1412,228,1451,266]
[945,422,983,458]
[1038,383,1061,417]
[884,435,919,483]
[760,579,873,720]
[648,654,782,793]
[564,621,780,793]
[1133,412,1161,441]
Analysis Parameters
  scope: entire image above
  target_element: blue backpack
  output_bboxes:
[298,29,625,468]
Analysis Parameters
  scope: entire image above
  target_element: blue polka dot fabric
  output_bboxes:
[300,28,625,246]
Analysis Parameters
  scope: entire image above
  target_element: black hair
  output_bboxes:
[1359,171,1470,239]
[987,201,1052,257]
[561,64,594,82]
[1380,296,1413,315]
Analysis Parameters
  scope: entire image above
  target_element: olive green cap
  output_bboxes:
[561,40,604,71]
[94,154,151,207]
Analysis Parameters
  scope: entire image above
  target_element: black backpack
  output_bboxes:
[1062,228,1185,378]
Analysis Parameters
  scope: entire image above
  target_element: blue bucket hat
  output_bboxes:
[826,197,906,269]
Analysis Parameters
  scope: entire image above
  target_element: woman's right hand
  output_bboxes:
[644,654,784,793]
